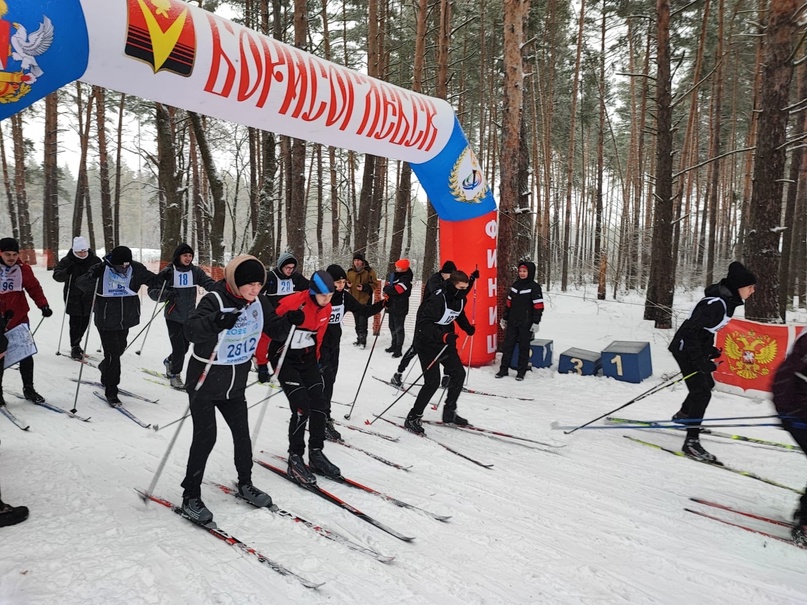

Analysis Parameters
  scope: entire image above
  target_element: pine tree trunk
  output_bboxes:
[156,104,184,266]
[10,114,34,264]
[94,86,115,251]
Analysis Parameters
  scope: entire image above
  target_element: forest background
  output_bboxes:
[5,0,806,330]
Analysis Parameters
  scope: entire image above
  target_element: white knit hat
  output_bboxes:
[72,236,89,253]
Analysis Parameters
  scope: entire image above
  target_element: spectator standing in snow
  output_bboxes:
[668,261,756,463]
[382,258,413,358]
[346,252,378,349]
[495,261,544,381]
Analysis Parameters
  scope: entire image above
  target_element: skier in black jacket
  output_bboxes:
[382,258,413,357]
[404,271,476,434]
[52,236,102,360]
[668,261,756,463]
[149,243,216,389]
[77,246,163,404]
[180,255,300,525]
[495,261,544,380]
[320,264,385,440]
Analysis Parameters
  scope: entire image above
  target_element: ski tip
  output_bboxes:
[435,515,452,522]
[302,580,326,590]
[364,419,371,425]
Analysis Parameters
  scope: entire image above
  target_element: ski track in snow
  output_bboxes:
[2,268,807,603]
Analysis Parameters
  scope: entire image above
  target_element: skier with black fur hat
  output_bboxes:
[668,261,756,463]
[270,270,341,485]
[149,243,215,389]
[320,264,385,440]
[404,270,476,434]
[180,255,299,525]
[254,251,309,383]
[77,245,163,404]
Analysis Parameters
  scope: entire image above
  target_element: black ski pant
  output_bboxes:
[98,329,129,398]
[388,311,406,355]
[68,314,91,349]
[0,355,35,392]
[353,309,369,345]
[499,324,533,375]
[181,392,252,499]
[409,343,465,418]
[672,351,714,440]
[278,361,328,456]
[396,344,417,374]
[319,343,340,417]
[781,419,807,526]
[166,319,189,376]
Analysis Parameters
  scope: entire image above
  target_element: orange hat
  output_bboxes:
[395,259,410,271]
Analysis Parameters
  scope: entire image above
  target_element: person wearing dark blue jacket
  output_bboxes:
[668,261,756,463]
[149,243,216,389]
[496,261,544,381]
[382,259,413,357]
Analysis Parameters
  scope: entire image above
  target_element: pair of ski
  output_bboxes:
[327,436,411,471]
[0,393,93,430]
[686,498,806,550]
[372,375,535,402]
[256,456,418,542]
[419,419,564,451]
[70,378,160,404]
[136,489,326,589]
[625,435,801,494]
[92,391,151,429]
[141,368,186,391]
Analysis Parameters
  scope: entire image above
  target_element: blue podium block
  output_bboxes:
[558,348,602,376]
[601,341,652,384]
[510,339,553,370]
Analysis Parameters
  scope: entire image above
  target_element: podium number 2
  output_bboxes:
[610,354,623,376]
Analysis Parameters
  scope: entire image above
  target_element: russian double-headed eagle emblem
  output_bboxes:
[723,329,778,380]
[0,1,53,104]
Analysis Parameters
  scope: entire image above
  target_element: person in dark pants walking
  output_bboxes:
[772,329,807,545]
[668,261,756,463]
[496,261,544,381]
[404,271,476,434]
[77,246,162,404]
[346,252,378,348]
[180,255,298,525]
[149,243,215,389]
[383,258,413,357]
[52,236,101,360]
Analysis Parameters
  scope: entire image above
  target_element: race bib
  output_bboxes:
[173,269,195,289]
[100,266,136,297]
[0,265,22,293]
[212,300,264,365]
[277,278,293,295]
[3,323,36,368]
[289,328,316,349]
[329,303,345,325]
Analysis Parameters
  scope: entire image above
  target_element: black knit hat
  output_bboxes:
[107,246,133,265]
[309,270,335,295]
[326,264,347,281]
[440,260,457,274]
[724,261,756,291]
[353,251,365,262]
[0,237,19,253]
[234,258,267,287]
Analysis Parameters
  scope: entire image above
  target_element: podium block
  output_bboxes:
[558,348,601,376]
[601,341,652,384]
[511,339,553,370]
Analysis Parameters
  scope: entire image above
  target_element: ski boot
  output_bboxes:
[0,500,29,527]
[390,373,403,388]
[181,497,214,525]
[309,448,341,478]
[324,418,342,441]
[236,483,272,507]
[404,413,425,435]
[682,438,718,463]
[287,453,317,485]
[23,387,45,404]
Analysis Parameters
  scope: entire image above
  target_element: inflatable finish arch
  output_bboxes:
[0,0,498,365]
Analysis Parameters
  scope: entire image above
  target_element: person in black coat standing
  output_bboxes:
[52,236,102,360]
[404,271,476,434]
[668,261,756,463]
[149,243,216,389]
[77,246,163,404]
[496,261,544,381]
[383,258,413,357]
[179,255,297,525]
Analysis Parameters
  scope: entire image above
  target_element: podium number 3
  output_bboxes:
[610,354,623,376]
[570,358,583,375]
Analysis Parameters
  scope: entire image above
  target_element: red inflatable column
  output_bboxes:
[439,210,499,367]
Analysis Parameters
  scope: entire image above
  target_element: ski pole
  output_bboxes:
[30,315,45,337]
[636,413,783,425]
[70,278,99,414]
[194,327,230,392]
[142,400,190,503]
[136,281,166,355]
[465,268,477,386]
[553,421,784,431]
[55,275,71,355]
[563,371,697,435]
[123,300,169,353]
[344,308,387,421]
[251,324,296,452]
[366,344,447,425]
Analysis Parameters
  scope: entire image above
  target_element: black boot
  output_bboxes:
[443,404,469,426]
[287,453,317,485]
[0,500,29,527]
[308,448,341,478]
[404,413,425,435]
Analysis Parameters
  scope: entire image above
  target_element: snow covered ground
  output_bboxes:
[2,266,807,604]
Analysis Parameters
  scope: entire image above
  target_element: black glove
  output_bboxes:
[286,309,305,326]
[257,364,272,383]
[442,332,459,346]
[708,346,722,360]
[0,309,13,332]
[698,358,718,374]
[41,305,53,318]
[469,269,480,281]
[214,310,241,330]
[90,263,105,279]
[465,325,476,336]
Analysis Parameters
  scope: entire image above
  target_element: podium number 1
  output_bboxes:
[610,354,623,376]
